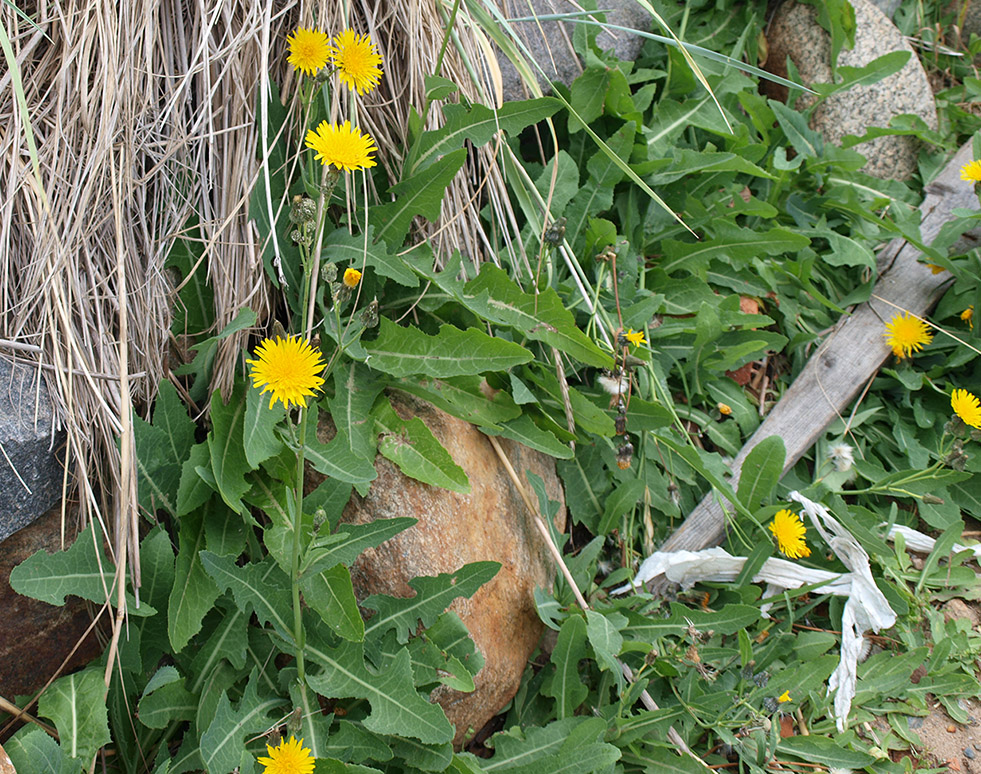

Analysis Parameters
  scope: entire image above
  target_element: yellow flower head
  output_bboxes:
[778,690,791,703]
[624,328,646,346]
[258,735,315,774]
[286,28,330,76]
[960,159,981,182]
[246,335,326,411]
[926,263,946,275]
[768,509,811,560]
[329,29,384,95]
[962,306,974,330]
[951,389,981,429]
[883,312,932,359]
[343,268,362,288]
[717,402,732,416]
[305,120,377,172]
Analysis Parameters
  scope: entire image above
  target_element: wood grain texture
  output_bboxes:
[658,141,980,556]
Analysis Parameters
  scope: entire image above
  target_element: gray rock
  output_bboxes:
[766,0,938,180]
[493,0,650,102]
[946,0,981,40]
[0,357,64,543]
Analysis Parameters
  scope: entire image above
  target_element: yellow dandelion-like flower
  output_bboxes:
[883,312,932,359]
[768,509,811,560]
[257,735,315,774]
[343,268,362,288]
[952,389,981,429]
[305,121,377,172]
[960,159,981,182]
[717,402,732,416]
[624,328,646,346]
[926,263,946,274]
[778,690,791,703]
[286,28,330,76]
[329,29,384,95]
[962,306,974,330]
[246,335,326,411]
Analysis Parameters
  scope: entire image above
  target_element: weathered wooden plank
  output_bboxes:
[658,140,980,556]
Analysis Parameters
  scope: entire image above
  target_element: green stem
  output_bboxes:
[289,411,310,703]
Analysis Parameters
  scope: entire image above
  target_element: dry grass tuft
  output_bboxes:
[0,0,514,634]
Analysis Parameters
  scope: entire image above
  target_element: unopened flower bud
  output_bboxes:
[360,298,379,328]
[321,262,338,284]
[289,195,318,226]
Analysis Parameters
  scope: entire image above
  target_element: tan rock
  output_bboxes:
[330,393,566,747]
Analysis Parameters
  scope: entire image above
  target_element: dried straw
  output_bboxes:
[0,0,514,627]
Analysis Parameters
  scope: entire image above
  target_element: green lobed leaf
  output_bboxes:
[199,672,282,774]
[9,521,149,614]
[363,318,534,378]
[301,517,417,579]
[363,561,501,643]
[199,552,293,637]
[300,562,365,643]
[472,717,619,773]
[177,441,214,515]
[392,376,522,427]
[208,380,251,513]
[4,725,63,774]
[777,736,875,769]
[243,381,285,469]
[543,614,588,718]
[305,629,454,744]
[138,672,198,730]
[407,97,563,175]
[373,148,467,248]
[623,603,763,641]
[585,609,625,677]
[299,404,378,486]
[328,362,385,462]
[661,222,811,274]
[325,225,419,287]
[461,264,613,368]
[737,435,786,510]
[482,415,574,460]
[168,511,221,652]
[134,380,196,516]
[38,667,110,765]
[374,397,470,493]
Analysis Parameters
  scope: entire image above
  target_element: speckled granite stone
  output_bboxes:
[766,0,938,180]
[493,0,649,102]
[946,0,981,39]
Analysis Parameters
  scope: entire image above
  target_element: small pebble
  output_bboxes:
[965,747,976,760]
[948,725,958,733]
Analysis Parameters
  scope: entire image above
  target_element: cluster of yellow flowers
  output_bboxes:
[288,27,382,172]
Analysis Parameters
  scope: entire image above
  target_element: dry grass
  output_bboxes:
[0,0,515,665]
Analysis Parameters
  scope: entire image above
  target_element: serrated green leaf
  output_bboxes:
[305,628,454,744]
[661,222,810,274]
[390,737,453,771]
[544,614,588,718]
[373,149,467,248]
[38,668,110,765]
[199,552,292,637]
[301,562,365,642]
[374,397,469,492]
[407,97,562,175]
[329,362,385,462]
[364,561,500,643]
[326,719,395,764]
[301,517,416,579]
[771,99,823,159]
[364,319,533,378]
[737,435,786,510]
[208,381,251,513]
[5,725,63,774]
[177,441,213,515]
[482,415,573,459]
[393,376,522,427]
[325,226,418,287]
[461,265,612,368]
[168,511,221,652]
[199,673,281,774]
[585,610,625,677]
[777,736,875,769]
[243,381,285,468]
[9,521,149,614]
[623,603,763,641]
[134,380,195,516]
[475,717,617,773]
[138,673,197,729]
[299,404,378,485]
